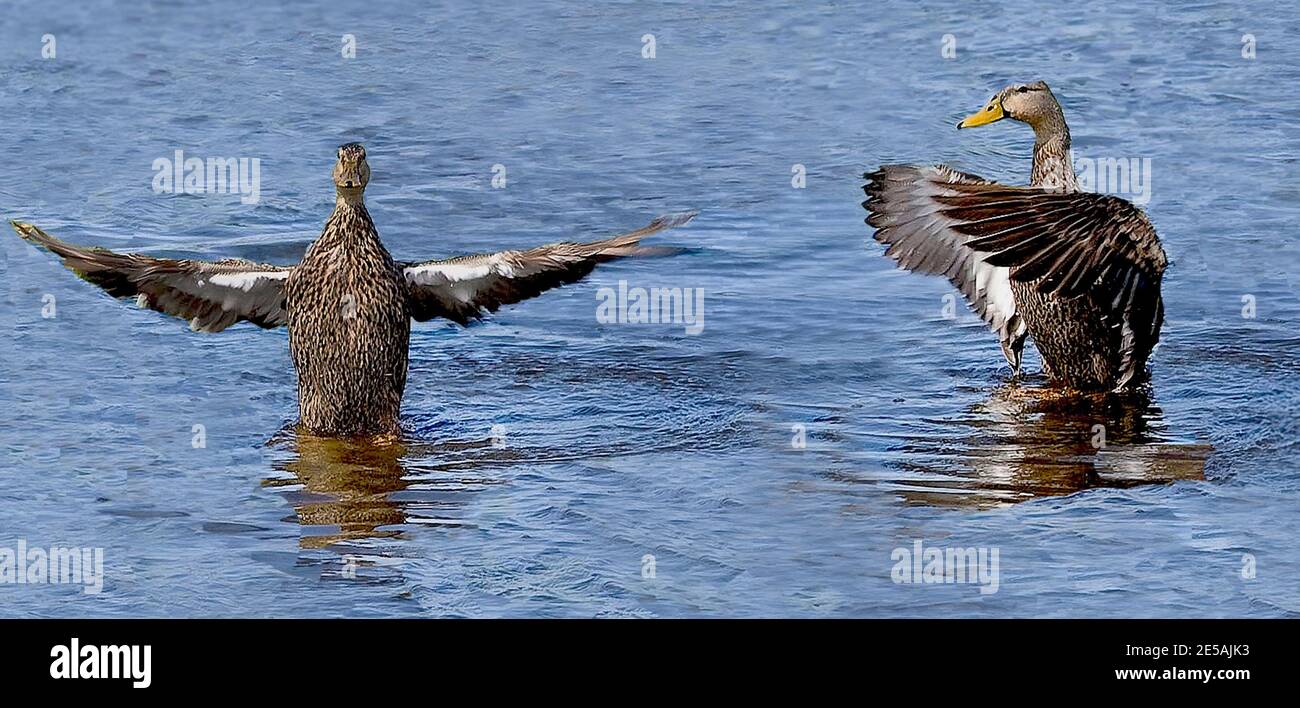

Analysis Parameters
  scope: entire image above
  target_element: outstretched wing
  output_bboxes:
[953,189,1166,298]
[863,165,1027,364]
[863,164,1167,385]
[402,211,697,324]
[937,181,1167,387]
[12,221,290,332]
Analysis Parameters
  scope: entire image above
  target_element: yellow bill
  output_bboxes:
[957,101,1005,129]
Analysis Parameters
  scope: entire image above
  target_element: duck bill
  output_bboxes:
[957,102,1005,129]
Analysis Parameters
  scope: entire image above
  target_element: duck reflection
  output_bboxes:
[263,430,507,549]
[889,385,1210,508]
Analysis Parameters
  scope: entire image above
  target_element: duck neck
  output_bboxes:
[308,188,381,258]
[1029,111,1077,192]
[325,188,376,237]
[334,186,368,213]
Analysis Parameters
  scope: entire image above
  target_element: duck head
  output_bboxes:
[333,143,371,192]
[957,80,1064,133]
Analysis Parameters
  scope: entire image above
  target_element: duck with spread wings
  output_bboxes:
[13,143,696,437]
[862,81,1166,392]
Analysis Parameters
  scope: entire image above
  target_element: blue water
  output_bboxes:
[2,0,1298,617]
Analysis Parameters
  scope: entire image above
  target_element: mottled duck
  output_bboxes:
[863,80,1166,391]
[13,143,696,437]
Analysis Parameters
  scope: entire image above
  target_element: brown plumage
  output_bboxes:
[863,81,1166,391]
[12,142,696,437]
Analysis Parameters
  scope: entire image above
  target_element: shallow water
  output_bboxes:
[2,0,1298,617]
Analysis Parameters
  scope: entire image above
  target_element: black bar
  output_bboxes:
[0,619,1283,692]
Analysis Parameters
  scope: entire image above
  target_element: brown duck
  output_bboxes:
[13,143,696,437]
[863,81,1167,391]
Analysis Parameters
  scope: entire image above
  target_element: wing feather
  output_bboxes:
[402,212,697,324]
[12,221,289,332]
[863,165,1027,363]
[863,165,1168,383]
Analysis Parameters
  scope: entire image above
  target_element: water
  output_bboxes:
[2,0,1298,617]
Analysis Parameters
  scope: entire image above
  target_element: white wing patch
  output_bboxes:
[208,270,290,291]
[404,255,517,285]
[974,261,1018,328]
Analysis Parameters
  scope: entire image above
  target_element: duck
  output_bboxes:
[862,81,1167,391]
[13,142,696,437]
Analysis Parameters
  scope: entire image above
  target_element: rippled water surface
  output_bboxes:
[2,1,1298,617]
